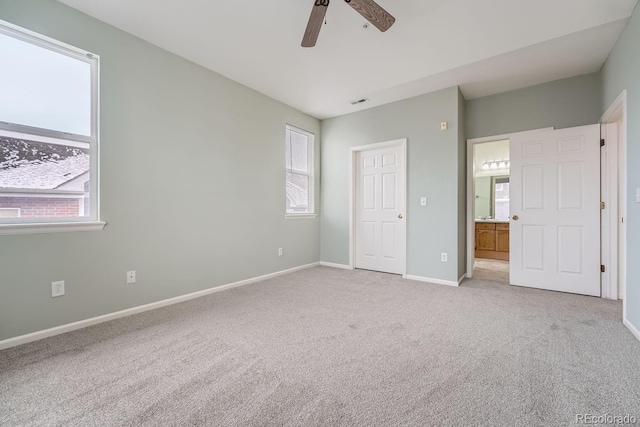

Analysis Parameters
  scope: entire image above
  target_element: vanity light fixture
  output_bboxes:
[482,159,510,170]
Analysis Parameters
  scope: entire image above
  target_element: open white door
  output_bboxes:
[510,125,601,296]
[355,143,406,275]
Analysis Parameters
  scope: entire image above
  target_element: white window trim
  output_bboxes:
[0,19,103,234]
[0,221,106,236]
[285,213,318,219]
[285,124,316,218]
[0,207,20,218]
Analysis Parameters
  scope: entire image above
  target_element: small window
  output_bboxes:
[0,20,99,226]
[492,176,510,221]
[285,125,314,215]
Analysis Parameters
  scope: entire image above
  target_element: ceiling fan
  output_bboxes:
[302,0,396,47]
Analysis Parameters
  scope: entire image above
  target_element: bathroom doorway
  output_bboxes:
[472,140,511,283]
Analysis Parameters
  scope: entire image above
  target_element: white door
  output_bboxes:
[355,144,406,274]
[510,125,601,296]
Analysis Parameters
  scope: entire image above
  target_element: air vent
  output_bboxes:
[350,97,369,105]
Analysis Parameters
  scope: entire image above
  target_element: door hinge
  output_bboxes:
[601,139,605,147]
[601,201,605,210]
[601,265,606,273]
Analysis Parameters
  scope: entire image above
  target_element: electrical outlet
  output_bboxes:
[440,121,448,131]
[420,197,427,206]
[441,253,448,262]
[127,271,136,284]
[51,281,65,298]
[278,248,283,257]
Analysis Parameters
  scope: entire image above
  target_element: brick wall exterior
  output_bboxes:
[0,197,81,217]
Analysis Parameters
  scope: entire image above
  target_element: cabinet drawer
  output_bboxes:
[476,223,496,230]
[496,223,510,230]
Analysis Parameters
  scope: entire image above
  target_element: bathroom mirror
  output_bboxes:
[474,175,510,220]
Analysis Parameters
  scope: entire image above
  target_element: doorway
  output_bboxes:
[467,123,627,299]
[472,140,511,283]
[467,131,553,284]
[349,139,407,275]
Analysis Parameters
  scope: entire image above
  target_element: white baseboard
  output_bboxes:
[320,262,352,270]
[0,262,320,351]
[405,275,460,287]
[624,317,640,342]
[458,275,467,285]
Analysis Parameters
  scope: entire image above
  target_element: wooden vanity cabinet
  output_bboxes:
[475,222,509,261]
[476,223,496,251]
[496,223,510,253]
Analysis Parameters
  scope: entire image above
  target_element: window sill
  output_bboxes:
[0,221,106,236]
[285,214,318,220]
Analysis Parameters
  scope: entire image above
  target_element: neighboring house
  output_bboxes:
[285,180,309,213]
[0,136,90,218]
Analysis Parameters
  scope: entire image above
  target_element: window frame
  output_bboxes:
[0,19,104,234]
[285,124,316,218]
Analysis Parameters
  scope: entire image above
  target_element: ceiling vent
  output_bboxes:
[350,98,369,105]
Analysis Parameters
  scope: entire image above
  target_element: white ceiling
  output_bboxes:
[57,0,638,120]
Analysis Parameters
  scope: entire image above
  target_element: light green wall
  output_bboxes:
[0,0,320,341]
[466,73,602,139]
[601,4,640,331]
[1,0,635,343]
[320,87,465,282]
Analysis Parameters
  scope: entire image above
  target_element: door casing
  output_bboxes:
[600,90,627,308]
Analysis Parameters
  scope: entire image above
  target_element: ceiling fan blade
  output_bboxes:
[302,1,329,47]
[345,0,395,32]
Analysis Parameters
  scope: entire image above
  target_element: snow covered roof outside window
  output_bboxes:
[286,181,308,208]
[0,136,89,190]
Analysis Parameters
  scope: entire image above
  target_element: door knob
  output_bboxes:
[398,214,403,219]
[512,215,519,221]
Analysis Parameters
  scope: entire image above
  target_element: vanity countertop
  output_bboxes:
[475,219,509,223]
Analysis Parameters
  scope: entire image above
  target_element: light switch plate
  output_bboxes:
[420,197,427,206]
[636,188,640,203]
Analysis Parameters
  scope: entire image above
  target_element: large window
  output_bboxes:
[0,21,100,229]
[285,125,315,216]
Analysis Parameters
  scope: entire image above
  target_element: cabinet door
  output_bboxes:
[497,230,510,252]
[476,230,496,251]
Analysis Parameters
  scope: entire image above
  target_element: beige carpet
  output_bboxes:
[1,267,639,426]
